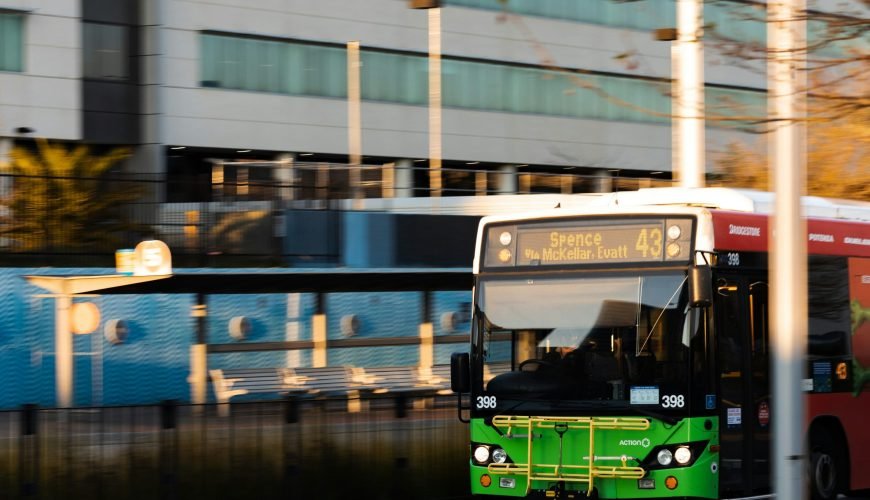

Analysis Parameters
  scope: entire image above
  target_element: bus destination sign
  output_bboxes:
[515,222,665,266]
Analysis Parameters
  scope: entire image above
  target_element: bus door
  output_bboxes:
[714,271,771,497]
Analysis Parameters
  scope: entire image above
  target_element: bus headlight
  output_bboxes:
[642,441,708,470]
[491,448,508,464]
[674,446,692,465]
[657,448,673,466]
[473,445,491,464]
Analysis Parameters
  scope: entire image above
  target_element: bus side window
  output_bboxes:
[717,278,743,374]
[807,257,851,359]
[749,282,768,356]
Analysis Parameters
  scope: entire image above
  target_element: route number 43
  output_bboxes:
[661,394,685,408]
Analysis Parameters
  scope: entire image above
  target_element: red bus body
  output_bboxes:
[711,210,870,491]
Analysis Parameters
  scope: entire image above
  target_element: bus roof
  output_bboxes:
[476,187,870,224]
[472,188,870,271]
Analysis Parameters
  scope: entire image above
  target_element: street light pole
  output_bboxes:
[769,1,808,499]
[347,40,363,201]
[428,7,442,197]
[410,0,442,197]
[675,0,705,188]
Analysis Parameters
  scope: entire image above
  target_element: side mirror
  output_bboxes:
[689,265,712,308]
[450,352,470,393]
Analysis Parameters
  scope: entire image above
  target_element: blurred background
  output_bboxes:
[0,0,866,498]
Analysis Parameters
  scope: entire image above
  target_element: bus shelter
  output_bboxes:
[26,269,471,408]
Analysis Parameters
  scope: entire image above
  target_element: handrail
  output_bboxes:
[489,415,650,496]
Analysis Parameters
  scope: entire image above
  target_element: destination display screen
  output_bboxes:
[517,223,664,265]
[484,218,693,268]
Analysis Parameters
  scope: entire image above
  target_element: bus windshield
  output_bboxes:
[477,272,695,411]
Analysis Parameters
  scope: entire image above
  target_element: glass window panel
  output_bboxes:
[406,56,428,104]
[242,38,258,90]
[0,13,24,72]
[322,45,347,98]
[455,61,472,109]
[444,0,675,30]
[83,23,128,80]
[285,43,305,94]
[225,36,243,89]
[197,32,761,128]
[264,40,284,92]
[200,34,219,85]
[443,59,468,108]
[83,22,99,78]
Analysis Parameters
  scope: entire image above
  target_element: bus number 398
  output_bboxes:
[661,394,685,408]
[476,396,497,409]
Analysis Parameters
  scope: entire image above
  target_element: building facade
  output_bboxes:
[1,0,780,200]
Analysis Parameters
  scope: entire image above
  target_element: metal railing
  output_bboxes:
[2,396,469,500]
[0,163,675,266]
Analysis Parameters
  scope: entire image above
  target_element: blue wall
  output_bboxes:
[0,268,470,408]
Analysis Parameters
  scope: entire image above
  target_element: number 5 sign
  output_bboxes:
[133,240,173,276]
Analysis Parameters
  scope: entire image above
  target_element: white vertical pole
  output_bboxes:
[190,299,209,413]
[676,0,705,188]
[671,43,681,181]
[312,314,327,368]
[769,1,808,499]
[419,322,434,369]
[55,295,73,408]
[428,7,442,197]
[347,41,362,201]
[190,344,207,406]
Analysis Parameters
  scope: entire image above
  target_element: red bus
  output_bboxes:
[710,202,870,498]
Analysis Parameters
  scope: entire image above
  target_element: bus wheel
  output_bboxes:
[809,427,841,500]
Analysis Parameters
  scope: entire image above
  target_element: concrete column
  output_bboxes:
[394,159,414,198]
[561,175,573,194]
[138,0,167,202]
[596,170,614,193]
[274,153,295,201]
[496,165,517,194]
[312,313,327,367]
[128,145,166,203]
[475,171,487,195]
[382,162,395,198]
[55,296,73,408]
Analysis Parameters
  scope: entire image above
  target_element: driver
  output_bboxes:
[541,333,586,380]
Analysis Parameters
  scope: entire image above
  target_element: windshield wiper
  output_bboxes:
[638,275,688,354]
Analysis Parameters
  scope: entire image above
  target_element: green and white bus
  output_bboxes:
[450,188,870,499]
